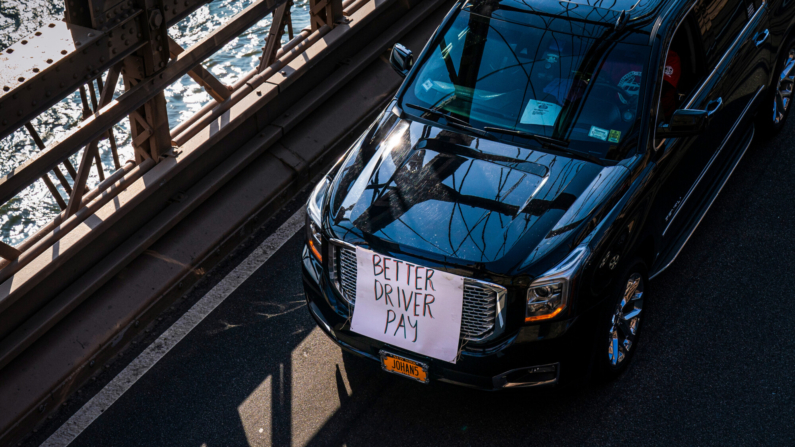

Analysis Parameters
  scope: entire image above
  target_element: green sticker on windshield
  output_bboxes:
[608,130,622,143]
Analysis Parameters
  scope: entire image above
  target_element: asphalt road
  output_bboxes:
[38,117,795,446]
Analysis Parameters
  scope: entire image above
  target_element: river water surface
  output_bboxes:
[0,0,310,245]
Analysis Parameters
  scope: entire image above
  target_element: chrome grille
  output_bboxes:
[338,246,358,304]
[333,245,500,341]
[461,282,498,340]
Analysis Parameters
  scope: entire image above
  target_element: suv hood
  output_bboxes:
[327,113,629,275]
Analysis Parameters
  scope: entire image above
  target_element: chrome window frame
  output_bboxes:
[652,0,699,149]
[653,0,768,148]
[683,0,768,109]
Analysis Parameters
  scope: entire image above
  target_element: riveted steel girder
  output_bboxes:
[309,0,343,31]
[0,0,290,207]
[0,0,209,142]
[0,15,145,141]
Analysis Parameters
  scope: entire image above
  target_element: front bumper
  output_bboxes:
[302,246,601,390]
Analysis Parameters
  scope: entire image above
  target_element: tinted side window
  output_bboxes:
[696,0,752,67]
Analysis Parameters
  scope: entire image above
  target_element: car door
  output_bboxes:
[654,0,771,266]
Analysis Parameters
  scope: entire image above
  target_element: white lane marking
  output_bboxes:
[42,210,306,447]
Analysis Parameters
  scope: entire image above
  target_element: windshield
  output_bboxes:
[400,10,651,161]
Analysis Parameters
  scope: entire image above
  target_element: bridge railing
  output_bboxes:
[0,0,355,277]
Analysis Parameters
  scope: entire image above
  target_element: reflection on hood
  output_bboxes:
[329,116,626,272]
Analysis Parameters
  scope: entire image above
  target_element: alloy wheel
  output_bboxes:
[774,48,795,124]
[607,273,644,366]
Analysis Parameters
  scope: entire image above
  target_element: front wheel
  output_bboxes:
[594,259,647,382]
[758,40,795,135]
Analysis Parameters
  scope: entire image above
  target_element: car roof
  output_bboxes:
[463,0,667,16]
[461,0,671,43]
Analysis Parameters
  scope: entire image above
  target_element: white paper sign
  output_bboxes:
[520,100,562,126]
[350,247,464,363]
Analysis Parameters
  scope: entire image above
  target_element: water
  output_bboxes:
[0,0,311,246]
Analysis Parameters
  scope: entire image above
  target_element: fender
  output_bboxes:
[576,153,658,313]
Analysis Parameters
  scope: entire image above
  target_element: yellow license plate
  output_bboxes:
[380,351,429,384]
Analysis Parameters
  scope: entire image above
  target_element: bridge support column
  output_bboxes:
[309,0,343,30]
[123,0,173,162]
[63,0,173,164]
[258,1,294,71]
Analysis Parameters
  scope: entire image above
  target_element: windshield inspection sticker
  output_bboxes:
[589,126,609,141]
[608,130,622,143]
[422,79,434,92]
[520,100,562,126]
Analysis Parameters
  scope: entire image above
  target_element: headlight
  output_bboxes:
[526,245,590,323]
[306,177,330,260]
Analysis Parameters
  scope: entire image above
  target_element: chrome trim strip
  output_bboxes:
[650,0,692,45]
[329,237,357,250]
[492,363,560,389]
[662,85,765,236]
[652,0,698,145]
[684,0,767,110]
[650,127,755,280]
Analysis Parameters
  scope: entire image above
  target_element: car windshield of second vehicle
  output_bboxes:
[400,9,651,161]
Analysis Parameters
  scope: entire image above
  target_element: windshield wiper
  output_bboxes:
[484,127,604,166]
[405,103,470,126]
[405,103,498,141]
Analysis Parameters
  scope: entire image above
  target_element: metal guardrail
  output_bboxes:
[0,0,408,376]
[0,0,359,274]
[0,0,448,442]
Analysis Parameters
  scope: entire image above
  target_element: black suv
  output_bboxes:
[302,0,794,389]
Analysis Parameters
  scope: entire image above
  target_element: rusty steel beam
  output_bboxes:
[65,63,122,217]
[0,242,21,262]
[22,123,69,210]
[258,1,292,71]
[0,14,147,142]
[79,86,92,120]
[0,1,450,442]
[86,81,107,182]
[122,0,172,162]
[309,0,343,30]
[0,0,291,207]
[95,73,123,170]
[23,122,74,196]
[167,37,231,102]
[138,92,171,160]
[0,0,209,143]
[65,141,100,217]
[69,0,209,35]
[161,0,212,30]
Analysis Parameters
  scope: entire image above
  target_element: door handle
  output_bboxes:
[706,97,723,116]
[754,29,770,47]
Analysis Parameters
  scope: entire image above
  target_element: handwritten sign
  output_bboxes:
[350,246,464,363]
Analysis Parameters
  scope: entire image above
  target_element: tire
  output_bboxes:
[593,258,648,382]
[757,37,795,136]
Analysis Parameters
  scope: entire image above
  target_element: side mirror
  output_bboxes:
[657,97,722,139]
[656,109,710,138]
[390,43,414,77]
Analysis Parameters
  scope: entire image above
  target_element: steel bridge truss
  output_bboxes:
[0,0,364,271]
